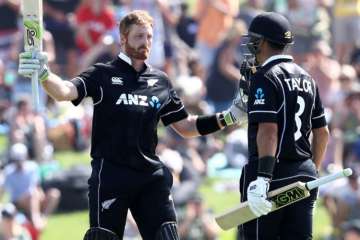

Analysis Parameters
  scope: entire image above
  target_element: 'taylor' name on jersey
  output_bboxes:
[284,78,313,94]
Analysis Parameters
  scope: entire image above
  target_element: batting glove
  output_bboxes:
[222,90,248,126]
[18,51,49,82]
[247,177,272,217]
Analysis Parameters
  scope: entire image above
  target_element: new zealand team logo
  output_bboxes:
[149,96,161,109]
[254,88,265,105]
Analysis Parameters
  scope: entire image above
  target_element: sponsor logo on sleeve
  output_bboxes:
[254,88,265,105]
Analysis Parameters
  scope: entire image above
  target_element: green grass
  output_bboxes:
[42,149,333,240]
[41,211,88,240]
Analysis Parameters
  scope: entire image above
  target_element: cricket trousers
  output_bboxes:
[238,159,318,240]
[88,159,176,239]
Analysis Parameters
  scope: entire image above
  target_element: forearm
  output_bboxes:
[41,73,77,101]
[256,123,278,178]
[171,114,224,138]
[312,126,329,169]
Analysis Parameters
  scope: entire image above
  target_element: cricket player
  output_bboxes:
[238,12,329,239]
[18,10,247,240]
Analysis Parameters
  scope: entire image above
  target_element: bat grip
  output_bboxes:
[306,168,352,190]
[31,70,40,113]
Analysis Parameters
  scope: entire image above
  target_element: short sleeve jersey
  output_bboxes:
[69,53,188,171]
[247,55,327,162]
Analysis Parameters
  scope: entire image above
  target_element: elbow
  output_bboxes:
[51,94,67,102]
[176,130,193,139]
[313,126,330,143]
[322,126,330,143]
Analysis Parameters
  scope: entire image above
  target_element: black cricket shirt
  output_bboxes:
[70,53,188,171]
[247,55,327,162]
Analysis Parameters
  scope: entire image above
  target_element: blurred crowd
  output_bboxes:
[0,0,360,239]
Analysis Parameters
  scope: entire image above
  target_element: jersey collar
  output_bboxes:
[118,52,150,72]
[261,55,293,67]
[118,52,132,65]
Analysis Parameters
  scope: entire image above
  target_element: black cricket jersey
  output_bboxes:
[247,55,327,162]
[70,53,188,171]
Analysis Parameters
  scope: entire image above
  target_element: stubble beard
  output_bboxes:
[125,40,149,61]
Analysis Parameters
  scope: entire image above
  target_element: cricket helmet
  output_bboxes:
[246,12,293,54]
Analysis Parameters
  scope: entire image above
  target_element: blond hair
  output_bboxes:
[119,10,153,36]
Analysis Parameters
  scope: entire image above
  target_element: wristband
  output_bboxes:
[257,156,276,178]
[218,113,227,127]
[196,114,221,135]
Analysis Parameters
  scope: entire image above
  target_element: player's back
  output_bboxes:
[268,60,319,161]
[247,56,325,163]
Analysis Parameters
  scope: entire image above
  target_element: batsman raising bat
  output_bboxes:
[235,12,329,239]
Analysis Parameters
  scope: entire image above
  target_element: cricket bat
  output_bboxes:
[21,0,43,112]
[215,168,352,230]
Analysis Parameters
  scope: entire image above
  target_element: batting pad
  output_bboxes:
[83,227,119,240]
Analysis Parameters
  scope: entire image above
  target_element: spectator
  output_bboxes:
[75,0,116,54]
[323,165,360,238]
[176,2,198,48]
[44,0,80,77]
[333,0,360,64]
[0,0,20,61]
[8,97,47,162]
[177,193,219,240]
[195,0,240,72]
[1,143,60,231]
[303,40,341,108]
[159,145,201,207]
[206,20,246,112]
[286,0,331,64]
[237,0,265,27]
[0,203,32,240]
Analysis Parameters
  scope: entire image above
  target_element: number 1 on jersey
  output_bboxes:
[294,96,305,141]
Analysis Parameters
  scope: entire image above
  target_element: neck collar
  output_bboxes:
[118,52,132,65]
[261,55,293,67]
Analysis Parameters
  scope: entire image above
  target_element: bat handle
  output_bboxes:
[31,70,40,113]
[306,168,353,190]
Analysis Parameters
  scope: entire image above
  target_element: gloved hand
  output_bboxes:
[18,51,49,82]
[247,177,272,217]
[240,59,256,82]
[222,80,248,126]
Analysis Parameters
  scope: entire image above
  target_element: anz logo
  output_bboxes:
[116,93,161,109]
[254,88,265,105]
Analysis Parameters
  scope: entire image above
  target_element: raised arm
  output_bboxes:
[18,52,78,102]
[42,73,78,101]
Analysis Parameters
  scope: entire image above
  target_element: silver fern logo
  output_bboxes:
[102,198,116,211]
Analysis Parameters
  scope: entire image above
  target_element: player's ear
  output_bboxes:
[120,35,126,46]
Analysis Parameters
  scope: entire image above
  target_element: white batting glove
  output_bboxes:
[18,51,49,82]
[247,177,272,217]
[222,91,248,126]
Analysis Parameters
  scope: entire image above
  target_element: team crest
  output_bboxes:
[147,79,158,87]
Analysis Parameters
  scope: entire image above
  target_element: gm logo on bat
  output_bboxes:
[269,186,306,208]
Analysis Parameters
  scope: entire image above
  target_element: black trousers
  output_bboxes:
[88,159,176,239]
[238,159,318,240]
